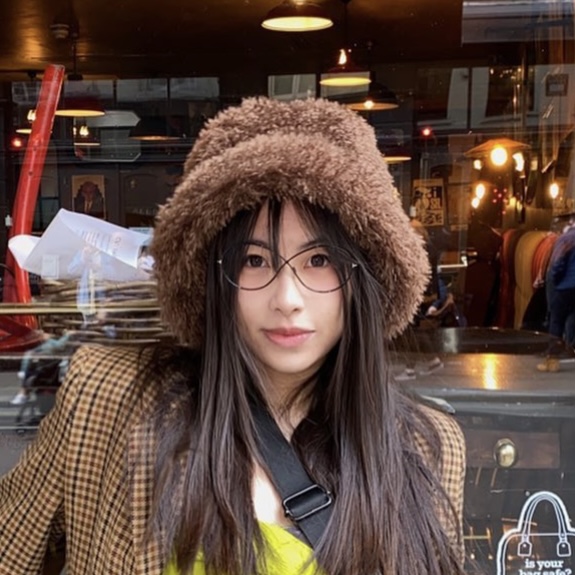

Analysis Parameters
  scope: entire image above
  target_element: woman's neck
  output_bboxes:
[262,372,313,440]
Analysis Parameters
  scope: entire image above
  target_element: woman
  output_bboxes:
[0,97,466,575]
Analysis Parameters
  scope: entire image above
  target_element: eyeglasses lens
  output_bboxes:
[220,244,356,292]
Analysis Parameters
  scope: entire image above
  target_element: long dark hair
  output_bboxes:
[139,199,465,575]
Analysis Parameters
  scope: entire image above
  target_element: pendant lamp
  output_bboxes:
[320,0,370,87]
[262,1,333,32]
[129,117,185,142]
[55,40,105,117]
[381,150,411,164]
[129,79,186,142]
[346,84,399,111]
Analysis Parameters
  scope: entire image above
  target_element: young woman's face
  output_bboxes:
[236,202,345,389]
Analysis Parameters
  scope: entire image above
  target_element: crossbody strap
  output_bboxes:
[250,401,333,549]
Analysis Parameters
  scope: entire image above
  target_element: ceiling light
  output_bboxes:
[380,150,411,164]
[345,82,399,111]
[55,39,105,117]
[262,1,333,32]
[490,145,508,167]
[55,96,105,117]
[320,0,370,87]
[320,49,370,87]
[129,117,185,142]
[464,137,530,161]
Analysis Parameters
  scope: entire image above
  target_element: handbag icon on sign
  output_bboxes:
[497,491,575,575]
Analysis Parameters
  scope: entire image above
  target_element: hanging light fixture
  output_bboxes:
[464,138,530,168]
[129,79,186,142]
[320,0,370,87]
[345,81,399,111]
[341,42,398,110]
[262,1,333,32]
[55,39,105,117]
[129,116,185,142]
[381,149,411,164]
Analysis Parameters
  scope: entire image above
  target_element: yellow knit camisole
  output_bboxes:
[163,522,318,575]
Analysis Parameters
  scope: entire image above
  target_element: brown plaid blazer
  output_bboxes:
[0,345,466,575]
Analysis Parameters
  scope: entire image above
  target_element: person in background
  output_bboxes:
[537,218,575,372]
[10,331,73,405]
[0,97,466,575]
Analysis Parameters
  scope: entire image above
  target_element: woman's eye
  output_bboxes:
[309,253,330,267]
[245,254,266,268]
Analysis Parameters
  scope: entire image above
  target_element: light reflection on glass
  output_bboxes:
[482,354,498,389]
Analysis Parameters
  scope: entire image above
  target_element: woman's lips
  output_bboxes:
[263,328,314,347]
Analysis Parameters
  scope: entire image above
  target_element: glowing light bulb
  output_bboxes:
[473,159,482,170]
[475,183,486,199]
[471,197,480,209]
[490,146,508,166]
[363,99,374,110]
[549,182,560,199]
[338,49,348,66]
[10,136,24,149]
[512,152,524,172]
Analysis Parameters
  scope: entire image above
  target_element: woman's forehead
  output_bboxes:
[250,201,317,242]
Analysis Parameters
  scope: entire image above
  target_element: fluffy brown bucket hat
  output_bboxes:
[151,97,429,348]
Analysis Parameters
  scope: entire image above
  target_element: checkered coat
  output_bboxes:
[0,345,466,575]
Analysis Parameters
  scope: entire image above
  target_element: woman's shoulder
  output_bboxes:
[60,344,156,420]
[66,343,141,389]
[61,343,198,419]
[410,402,466,476]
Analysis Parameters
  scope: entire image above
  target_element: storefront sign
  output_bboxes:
[497,491,574,575]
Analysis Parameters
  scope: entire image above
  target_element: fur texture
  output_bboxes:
[152,97,429,347]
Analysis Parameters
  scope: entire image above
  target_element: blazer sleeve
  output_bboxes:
[0,347,88,575]
[415,405,467,564]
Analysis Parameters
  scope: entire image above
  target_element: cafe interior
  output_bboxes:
[1,1,575,573]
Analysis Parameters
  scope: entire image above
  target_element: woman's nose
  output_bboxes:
[270,263,305,313]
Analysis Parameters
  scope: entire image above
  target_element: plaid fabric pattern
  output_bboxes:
[415,405,467,563]
[0,345,164,575]
[0,345,466,574]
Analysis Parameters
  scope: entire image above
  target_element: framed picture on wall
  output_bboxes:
[71,174,106,219]
[411,178,445,226]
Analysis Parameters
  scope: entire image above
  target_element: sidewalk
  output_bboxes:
[0,371,37,475]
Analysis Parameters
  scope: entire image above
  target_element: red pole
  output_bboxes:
[4,64,65,329]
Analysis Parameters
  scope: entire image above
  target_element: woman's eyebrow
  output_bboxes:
[299,238,326,250]
[245,237,326,250]
[245,238,270,248]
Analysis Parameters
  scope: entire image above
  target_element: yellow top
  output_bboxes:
[163,522,318,575]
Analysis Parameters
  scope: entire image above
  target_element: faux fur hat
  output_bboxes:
[151,97,429,348]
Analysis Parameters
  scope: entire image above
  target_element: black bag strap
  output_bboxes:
[250,401,333,549]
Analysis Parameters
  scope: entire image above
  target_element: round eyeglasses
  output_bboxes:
[217,242,358,293]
